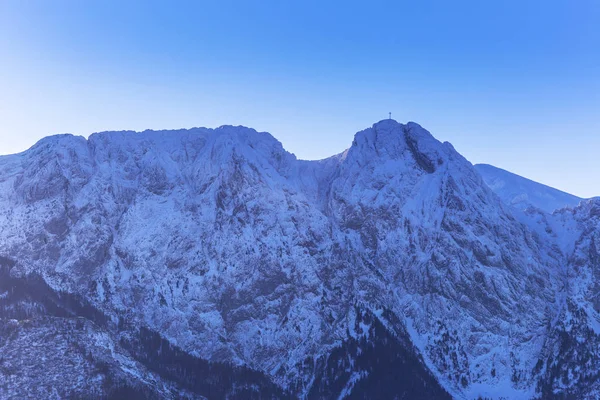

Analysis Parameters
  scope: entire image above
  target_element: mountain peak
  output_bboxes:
[373,118,400,126]
[341,119,462,178]
[3,119,600,399]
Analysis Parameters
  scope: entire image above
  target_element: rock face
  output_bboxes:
[0,119,598,399]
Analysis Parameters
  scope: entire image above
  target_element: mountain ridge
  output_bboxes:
[1,119,599,399]
[474,163,584,213]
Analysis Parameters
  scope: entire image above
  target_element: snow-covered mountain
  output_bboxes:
[0,120,599,399]
[474,163,583,213]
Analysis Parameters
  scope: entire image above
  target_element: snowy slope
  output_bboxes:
[475,163,583,213]
[0,120,598,399]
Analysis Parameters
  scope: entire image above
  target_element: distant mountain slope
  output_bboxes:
[474,163,583,213]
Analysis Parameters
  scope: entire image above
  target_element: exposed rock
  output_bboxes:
[0,120,598,398]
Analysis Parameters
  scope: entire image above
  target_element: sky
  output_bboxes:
[0,1,598,197]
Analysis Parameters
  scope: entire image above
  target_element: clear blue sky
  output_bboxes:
[0,1,598,197]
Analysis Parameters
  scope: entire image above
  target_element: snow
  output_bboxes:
[1,119,599,399]
[475,163,584,213]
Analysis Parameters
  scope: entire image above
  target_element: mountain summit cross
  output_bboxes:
[389,112,391,120]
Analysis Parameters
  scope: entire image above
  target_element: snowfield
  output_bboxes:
[475,163,583,213]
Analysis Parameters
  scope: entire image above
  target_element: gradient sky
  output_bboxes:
[0,0,598,197]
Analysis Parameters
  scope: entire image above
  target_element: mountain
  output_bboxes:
[474,163,583,213]
[0,120,598,399]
